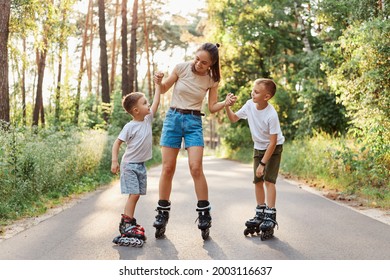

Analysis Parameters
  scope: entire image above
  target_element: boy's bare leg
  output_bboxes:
[124,194,140,218]
[264,181,276,208]
[255,181,266,205]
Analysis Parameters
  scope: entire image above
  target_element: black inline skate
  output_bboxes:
[112,214,146,247]
[259,207,278,240]
[153,200,170,238]
[196,201,212,240]
[244,204,266,236]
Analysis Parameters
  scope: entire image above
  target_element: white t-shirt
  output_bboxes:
[235,100,285,150]
[118,112,154,163]
[171,62,219,110]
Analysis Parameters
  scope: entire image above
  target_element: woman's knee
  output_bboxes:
[162,163,176,177]
[189,163,203,178]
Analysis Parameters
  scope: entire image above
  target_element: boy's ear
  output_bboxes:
[264,93,272,101]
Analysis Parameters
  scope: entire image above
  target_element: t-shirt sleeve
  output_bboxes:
[174,63,186,77]
[235,102,248,119]
[118,123,132,142]
[269,113,282,135]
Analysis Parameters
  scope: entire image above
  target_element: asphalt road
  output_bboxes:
[0,156,389,260]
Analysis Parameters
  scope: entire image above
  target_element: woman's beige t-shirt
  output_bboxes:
[170,62,218,111]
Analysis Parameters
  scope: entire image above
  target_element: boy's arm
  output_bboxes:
[111,138,123,174]
[154,69,178,94]
[150,83,161,115]
[224,93,240,123]
[225,106,240,123]
[255,134,277,177]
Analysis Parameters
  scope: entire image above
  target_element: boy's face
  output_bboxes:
[134,96,151,117]
[251,83,270,104]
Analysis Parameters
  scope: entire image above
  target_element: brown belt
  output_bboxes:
[170,107,205,116]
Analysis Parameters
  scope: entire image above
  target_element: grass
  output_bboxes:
[0,126,162,232]
[216,135,390,209]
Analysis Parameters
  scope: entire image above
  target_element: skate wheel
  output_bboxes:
[244,228,251,236]
[201,228,210,240]
[155,227,166,238]
[112,235,121,244]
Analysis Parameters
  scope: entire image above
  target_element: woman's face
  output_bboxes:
[193,50,213,75]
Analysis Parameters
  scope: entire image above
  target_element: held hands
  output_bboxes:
[225,93,237,107]
[154,72,164,85]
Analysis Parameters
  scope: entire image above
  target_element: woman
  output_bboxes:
[153,43,234,240]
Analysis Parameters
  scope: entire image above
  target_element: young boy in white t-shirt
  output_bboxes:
[110,84,161,246]
[225,78,285,240]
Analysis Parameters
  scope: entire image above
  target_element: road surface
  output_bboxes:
[0,156,389,260]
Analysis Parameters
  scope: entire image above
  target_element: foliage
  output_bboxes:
[323,18,390,178]
[280,133,389,208]
[207,0,349,144]
[0,126,112,221]
[0,124,162,224]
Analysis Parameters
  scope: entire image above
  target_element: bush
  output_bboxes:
[0,126,115,222]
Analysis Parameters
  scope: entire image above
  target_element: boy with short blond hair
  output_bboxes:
[225,78,285,240]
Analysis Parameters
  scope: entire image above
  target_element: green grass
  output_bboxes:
[217,134,390,209]
[0,126,162,231]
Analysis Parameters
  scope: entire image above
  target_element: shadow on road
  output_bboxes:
[202,237,229,259]
[244,235,308,259]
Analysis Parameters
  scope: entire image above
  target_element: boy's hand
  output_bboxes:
[225,93,237,107]
[256,164,264,178]
[154,72,164,85]
[111,162,120,174]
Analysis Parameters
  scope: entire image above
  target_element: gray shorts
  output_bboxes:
[253,145,283,184]
[120,162,147,195]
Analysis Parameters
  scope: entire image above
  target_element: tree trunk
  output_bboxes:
[87,0,94,96]
[74,0,92,125]
[142,0,151,99]
[33,46,47,127]
[98,0,110,123]
[22,37,27,126]
[129,0,138,93]
[0,0,11,124]
[54,50,63,126]
[110,0,120,94]
[121,0,130,96]
[55,10,68,127]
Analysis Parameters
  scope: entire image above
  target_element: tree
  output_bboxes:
[98,0,110,123]
[129,0,138,93]
[32,0,56,127]
[142,0,151,99]
[0,0,11,124]
[121,0,130,96]
[110,0,120,94]
[74,0,93,125]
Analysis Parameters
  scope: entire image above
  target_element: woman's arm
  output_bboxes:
[154,69,178,94]
[208,86,226,113]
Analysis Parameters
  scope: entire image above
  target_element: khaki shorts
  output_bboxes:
[253,145,283,184]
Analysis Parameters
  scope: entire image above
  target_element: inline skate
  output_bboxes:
[244,204,266,236]
[112,214,146,247]
[153,201,170,238]
[196,202,212,240]
[259,207,278,240]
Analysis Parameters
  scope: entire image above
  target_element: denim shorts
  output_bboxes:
[160,108,204,149]
[120,162,147,195]
[253,145,283,184]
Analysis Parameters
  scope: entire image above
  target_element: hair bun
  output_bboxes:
[215,43,220,48]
